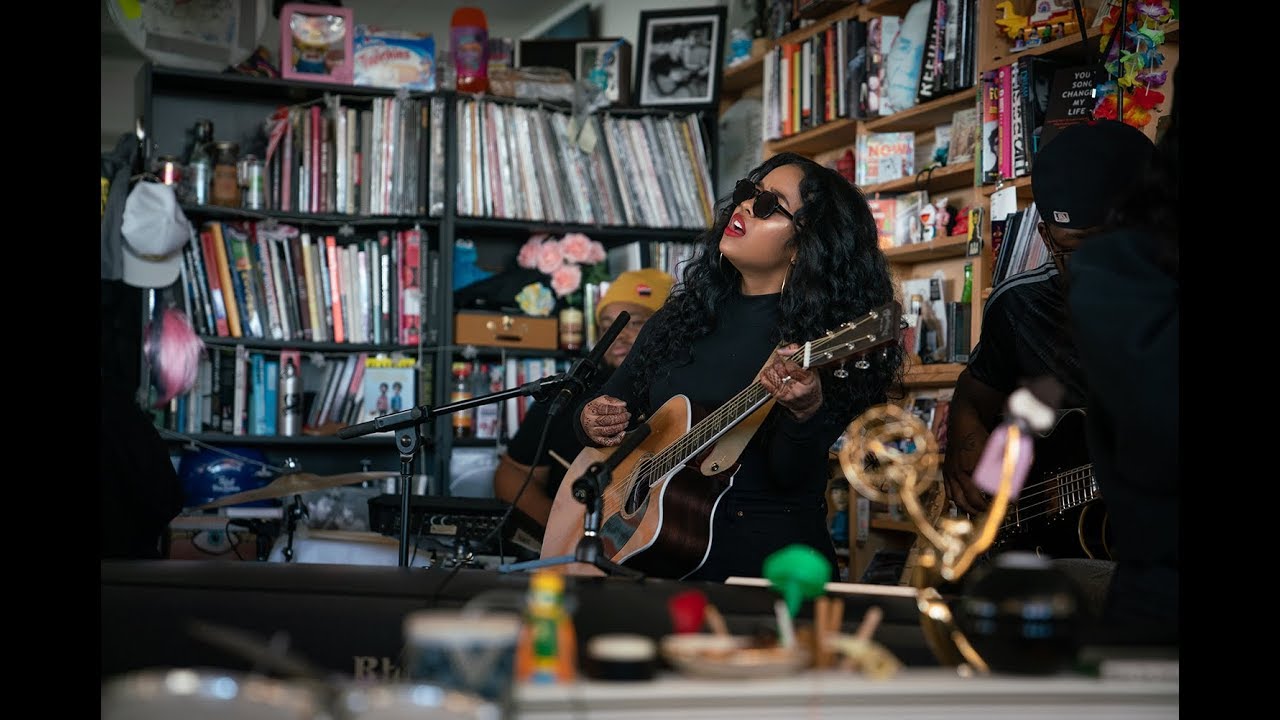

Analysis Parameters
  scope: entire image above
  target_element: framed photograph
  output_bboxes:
[279,2,355,84]
[635,6,728,110]
[575,39,632,106]
[359,362,417,430]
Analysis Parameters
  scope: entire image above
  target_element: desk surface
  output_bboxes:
[517,668,1179,719]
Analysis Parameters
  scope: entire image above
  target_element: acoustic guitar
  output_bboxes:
[540,302,902,579]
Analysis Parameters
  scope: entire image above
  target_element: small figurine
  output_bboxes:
[829,482,850,548]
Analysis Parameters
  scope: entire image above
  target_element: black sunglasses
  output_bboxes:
[732,179,795,222]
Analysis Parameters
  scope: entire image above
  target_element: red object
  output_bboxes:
[451,7,490,94]
[667,590,708,634]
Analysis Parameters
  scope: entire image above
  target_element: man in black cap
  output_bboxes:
[1066,90,1179,645]
[942,120,1155,570]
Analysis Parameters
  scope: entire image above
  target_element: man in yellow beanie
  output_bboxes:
[493,268,675,532]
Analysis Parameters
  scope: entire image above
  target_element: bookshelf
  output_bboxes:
[743,0,1180,572]
[133,63,713,493]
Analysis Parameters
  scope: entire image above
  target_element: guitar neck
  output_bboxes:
[647,382,772,479]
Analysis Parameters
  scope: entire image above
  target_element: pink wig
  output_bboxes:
[144,308,206,408]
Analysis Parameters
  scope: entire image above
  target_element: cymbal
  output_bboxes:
[196,471,398,510]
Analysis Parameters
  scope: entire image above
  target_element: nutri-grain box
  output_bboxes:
[353,26,436,91]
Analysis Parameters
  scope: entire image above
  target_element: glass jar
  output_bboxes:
[185,119,214,205]
[211,140,241,207]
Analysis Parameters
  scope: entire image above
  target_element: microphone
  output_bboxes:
[572,423,652,503]
[547,310,629,418]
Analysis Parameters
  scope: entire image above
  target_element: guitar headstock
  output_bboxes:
[799,302,902,370]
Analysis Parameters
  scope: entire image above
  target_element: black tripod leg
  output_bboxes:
[574,535,645,580]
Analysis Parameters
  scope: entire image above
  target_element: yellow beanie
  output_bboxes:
[597,268,674,320]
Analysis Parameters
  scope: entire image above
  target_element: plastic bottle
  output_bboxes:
[451,7,489,94]
[451,361,474,439]
[279,358,302,437]
[515,571,577,684]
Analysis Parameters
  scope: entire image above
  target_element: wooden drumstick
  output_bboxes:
[856,606,882,642]
[704,603,730,637]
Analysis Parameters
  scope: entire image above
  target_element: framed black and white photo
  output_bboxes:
[575,39,632,106]
[635,7,727,110]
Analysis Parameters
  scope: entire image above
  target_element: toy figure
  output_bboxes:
[830,482,850,548]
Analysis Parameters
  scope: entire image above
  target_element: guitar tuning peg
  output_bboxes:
[855,359,870,370]
[834,361,849,379]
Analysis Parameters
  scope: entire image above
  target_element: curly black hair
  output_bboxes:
[626,151,905,423]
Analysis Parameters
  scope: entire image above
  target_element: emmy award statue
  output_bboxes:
[837,383,1057,675]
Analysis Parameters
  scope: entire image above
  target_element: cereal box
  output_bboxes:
[353,26,436,91]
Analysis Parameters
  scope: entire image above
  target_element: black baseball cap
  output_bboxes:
[1032,120,1155,229]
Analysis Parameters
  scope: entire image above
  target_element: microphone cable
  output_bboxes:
[428,406,558,607]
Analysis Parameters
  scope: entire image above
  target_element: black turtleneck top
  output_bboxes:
[576,290,843,581]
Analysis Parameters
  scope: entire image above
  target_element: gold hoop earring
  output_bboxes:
[780,263,792,297]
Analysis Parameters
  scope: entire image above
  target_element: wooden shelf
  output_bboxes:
[862,161,975,195]
[774,3,864,48]
[766,117,859,156]
[723,49,769,96]
[455,346,576,360]
[864,90,976,134]
[980,31,1092,75]
[979,175,1033,196]
[862,0,919,17]
[870,516,917,533]
[982,287,993,300]
[904,362,964,388]
[883,234,969,263]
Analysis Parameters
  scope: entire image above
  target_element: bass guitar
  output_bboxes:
[540,302,901,579]
[992,409,1111,559]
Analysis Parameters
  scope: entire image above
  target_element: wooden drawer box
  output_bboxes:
[454,311,558,351]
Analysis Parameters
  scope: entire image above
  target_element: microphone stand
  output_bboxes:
[337,373,573,567]
[498,425,650,579]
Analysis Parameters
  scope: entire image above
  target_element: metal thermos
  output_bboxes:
[279,358,302,436]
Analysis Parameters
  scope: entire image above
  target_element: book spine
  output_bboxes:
[399,228,422,345]
[251,351,267,435]
[299,232,320,341]
[263,358,279,435]
[233,344,249,435]
[325,235,345,343]
[210,222,243,338]
[255,231,284,340]
[997,63,1013,182]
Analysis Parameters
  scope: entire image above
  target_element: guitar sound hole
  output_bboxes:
[623,456,651,515]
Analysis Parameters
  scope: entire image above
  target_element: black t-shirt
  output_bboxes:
[1068,229,1178,642]
[578,291,852,581]
[505,369,615,499]
[968,264,1088,410]
[101,376,186,559]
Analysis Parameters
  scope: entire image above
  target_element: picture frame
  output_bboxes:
[635,6,728,110]
[574,39,632,106]
[279,2,355,84]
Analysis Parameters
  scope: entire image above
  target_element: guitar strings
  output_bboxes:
[637,324,879,486]
[996,466,1098,529]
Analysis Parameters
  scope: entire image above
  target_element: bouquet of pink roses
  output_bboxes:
[514,233,610,315]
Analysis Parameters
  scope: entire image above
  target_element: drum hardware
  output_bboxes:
[195,471,399,510]
[225,517,282,561]
[281,494,309,562]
